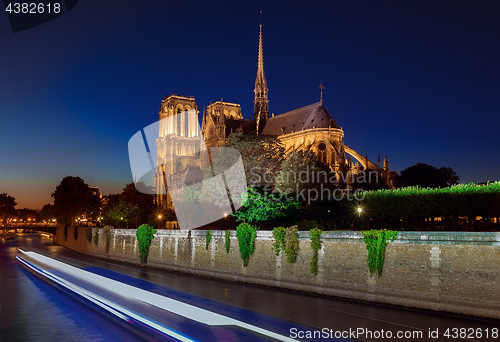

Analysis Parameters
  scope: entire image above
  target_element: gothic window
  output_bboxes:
[318,143,327,164]
[208,126,215,140]
[184,111,189,137]
[177,109,181,136]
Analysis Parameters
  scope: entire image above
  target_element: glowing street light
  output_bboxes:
[357,207,363,217]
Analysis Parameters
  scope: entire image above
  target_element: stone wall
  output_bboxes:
[53,227,500,319]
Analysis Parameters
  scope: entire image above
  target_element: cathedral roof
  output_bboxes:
[260,102,340,136]
[224,118,256,135]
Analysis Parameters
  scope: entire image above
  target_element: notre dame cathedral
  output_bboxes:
[154,21,394,208]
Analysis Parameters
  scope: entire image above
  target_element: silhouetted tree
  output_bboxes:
[438,166,460,187]
[394,163,460,188]
[0,193,17,221]
[40,204,55,221]
[119,183,153,221]
[51,176,98,224]
[352,169,389,191]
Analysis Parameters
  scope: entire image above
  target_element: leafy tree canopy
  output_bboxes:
[104,202,141,228]
[222,133,285,187]
[51,176,99,224]
[40,204,55,221]
[352,169,389,191]
[231,187,300,224]
[275,149,333,194]
[120,183,153,212]
[101,182,155,228]
[394,163,459,188]
[0,193,17,219]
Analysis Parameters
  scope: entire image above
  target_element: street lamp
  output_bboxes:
[224,213,227,230]
[357,207,362,217]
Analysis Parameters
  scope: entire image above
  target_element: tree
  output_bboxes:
[394,163,460,189]
[104,202,141,228]
[352,169,389,191]
[51,176,97,224]
[40,204,55,221]
[221,133,285,187]
[231,187,300,225]
[0,193,17,221]
[119,183,153,214]
[101,183,154,228]
[276,149,334,195]
[198,134,284,210]
[438,167,460,187]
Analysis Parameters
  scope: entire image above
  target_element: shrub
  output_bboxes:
[86,227,92,243]
[136,224,157,264]
[360,182,500,221]
[236,223,258,266]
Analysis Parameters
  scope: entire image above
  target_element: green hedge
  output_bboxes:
[336,182,500,221]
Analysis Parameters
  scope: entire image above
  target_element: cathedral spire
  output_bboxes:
[254,11,269,123]
[319,83,324,105]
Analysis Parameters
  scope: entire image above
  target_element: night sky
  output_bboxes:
[1,0,499,210]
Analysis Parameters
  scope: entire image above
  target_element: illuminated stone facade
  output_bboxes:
[155,22,394,206]
[155,94,201,208]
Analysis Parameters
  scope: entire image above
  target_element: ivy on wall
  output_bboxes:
[236,223,258,267]
[272,226,286,256]
[309,228,322,275]
[272,226,299,263]
[136,224,157,264]
[93,228,99,246]
[205,230,212,250]
[225,230,231,253]
[102,226,113,253]
[361,229,398,277]
[285,227,299,263]
[86,227,93,243]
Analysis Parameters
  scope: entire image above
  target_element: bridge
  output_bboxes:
[1,223,56,235]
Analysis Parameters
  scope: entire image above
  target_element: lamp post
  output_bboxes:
[224,213,227,230]
[158,215,162,229]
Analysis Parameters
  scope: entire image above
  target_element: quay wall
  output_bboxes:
[53,226,500,319]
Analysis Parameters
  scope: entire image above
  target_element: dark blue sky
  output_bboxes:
[1,0,499,209]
